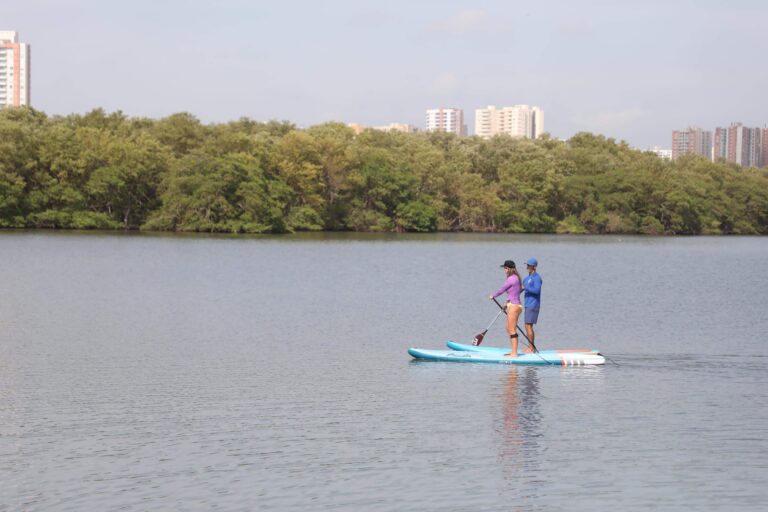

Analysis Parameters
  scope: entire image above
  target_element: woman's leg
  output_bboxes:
[506,304,521,355]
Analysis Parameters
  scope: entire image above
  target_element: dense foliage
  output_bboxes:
[1,107,767,234]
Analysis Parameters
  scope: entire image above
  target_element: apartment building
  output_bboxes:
[762,127,768,168]
[425,108,466,135]
[0,31,31,108]
[671,127,712,160]
[475,105,544,139]
[714,123,763,168]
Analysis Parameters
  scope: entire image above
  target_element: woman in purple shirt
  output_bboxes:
[489,260,523,356]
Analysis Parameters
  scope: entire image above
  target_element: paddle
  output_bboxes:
[492,298,539,353]
[472,308,504,346]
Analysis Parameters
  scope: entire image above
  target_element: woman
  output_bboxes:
[490,260,524,356]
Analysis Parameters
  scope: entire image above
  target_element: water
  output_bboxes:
[1,232,766,511]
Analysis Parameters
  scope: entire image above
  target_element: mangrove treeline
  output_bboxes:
[1,107,767,235]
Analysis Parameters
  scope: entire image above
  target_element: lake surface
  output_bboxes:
[1,231,767,511]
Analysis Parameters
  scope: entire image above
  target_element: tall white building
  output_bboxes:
[426,108,466,135]
[475,105,544,139]
[0,31,31,108]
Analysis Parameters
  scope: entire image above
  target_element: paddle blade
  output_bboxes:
[472,330,487,346]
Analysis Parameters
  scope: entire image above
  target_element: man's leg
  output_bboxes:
[525,323,535,352]
[524,307,539,352]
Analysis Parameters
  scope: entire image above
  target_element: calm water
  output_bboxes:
[1,232,766,511]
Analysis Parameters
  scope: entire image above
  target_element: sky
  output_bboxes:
[4,0,767,148]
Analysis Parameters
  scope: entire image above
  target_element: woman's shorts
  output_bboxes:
[525,307,540,325]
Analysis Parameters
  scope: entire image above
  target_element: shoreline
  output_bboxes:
[1,227,765,239]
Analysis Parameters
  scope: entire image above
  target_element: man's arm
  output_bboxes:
[526,275,542,295]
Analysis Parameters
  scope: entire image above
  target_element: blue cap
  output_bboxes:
[526,258,538,267]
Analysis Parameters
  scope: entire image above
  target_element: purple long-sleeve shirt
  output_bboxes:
[492,274,522,304]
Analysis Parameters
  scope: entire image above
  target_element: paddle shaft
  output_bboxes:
[483,308,505,331]
[472,308,504,345]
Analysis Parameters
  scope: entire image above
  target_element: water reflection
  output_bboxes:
[498,367,542,496]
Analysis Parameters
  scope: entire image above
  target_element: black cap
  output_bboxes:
[500,260,516,269]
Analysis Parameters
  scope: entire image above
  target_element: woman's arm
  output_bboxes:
[491,276,514,298]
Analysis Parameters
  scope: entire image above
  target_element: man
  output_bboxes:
[522,258,542,352]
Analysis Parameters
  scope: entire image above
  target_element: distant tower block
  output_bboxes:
[475,105,544,139]
[426,108,466,135]
[0,31,31,108]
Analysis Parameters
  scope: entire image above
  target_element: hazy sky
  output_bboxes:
[5,0,767,147]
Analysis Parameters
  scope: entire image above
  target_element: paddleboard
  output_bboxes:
[446,341,601,355]
[408,347,605,366]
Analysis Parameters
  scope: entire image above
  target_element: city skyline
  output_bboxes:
[3,1,768,148]
[2,25,764,162]
[671,124,767,168]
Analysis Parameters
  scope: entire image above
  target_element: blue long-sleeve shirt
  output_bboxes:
[523,272,542,308]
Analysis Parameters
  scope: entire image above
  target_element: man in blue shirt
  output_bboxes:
[522,258,542,352]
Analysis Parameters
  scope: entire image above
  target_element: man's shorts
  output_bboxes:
[525,307,540,325]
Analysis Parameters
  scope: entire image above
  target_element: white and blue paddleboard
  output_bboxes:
[446,341,602,356]
[408,344,605,366]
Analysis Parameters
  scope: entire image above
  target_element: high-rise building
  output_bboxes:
[426,108,466,135]
[0,31,31,108]
[762,127,768,168]
[671,127,712,160]
[474,105,544,139]
[745,126,762,168]
[714,123,763,168]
